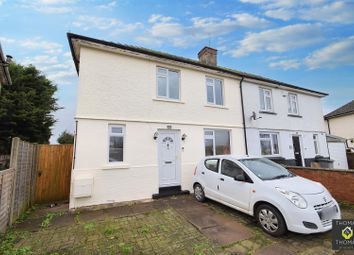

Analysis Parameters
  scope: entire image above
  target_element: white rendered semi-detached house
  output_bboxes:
[67,33,328,208]
[242,81,329,166]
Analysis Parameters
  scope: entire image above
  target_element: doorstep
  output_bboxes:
[152,185,190,199]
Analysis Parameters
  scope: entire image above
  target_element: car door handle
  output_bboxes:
[165,161,172,164]
[220,178,224,181]
[201,171,205,175]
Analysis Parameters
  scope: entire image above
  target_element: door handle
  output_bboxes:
[201,171,205,175]
[220,178,224,181]
[165,161,172,164]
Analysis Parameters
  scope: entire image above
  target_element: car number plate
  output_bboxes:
[318,205,337,220]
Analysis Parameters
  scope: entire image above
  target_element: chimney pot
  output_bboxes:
[198,46,217,66]
[6,55,13,63]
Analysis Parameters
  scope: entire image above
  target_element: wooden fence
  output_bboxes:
[35,144,73,204]
[0,168,15,233]
[0,138,73,233]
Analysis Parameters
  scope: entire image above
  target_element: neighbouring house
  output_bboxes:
[0,43,12,93]
[67,33,330,208]
[325,100,354,150]
[242,79,329,167]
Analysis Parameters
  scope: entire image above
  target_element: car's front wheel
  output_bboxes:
[194,183,205,202]
[255,204,287,237]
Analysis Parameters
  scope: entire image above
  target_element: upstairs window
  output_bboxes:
[157,67,180,100]
[259,88,273,112]
[259,132,279,156]
[206,77,223,105]
[288,93,299,115]
[108,125,124,162]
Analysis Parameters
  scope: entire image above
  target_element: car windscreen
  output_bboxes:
[238,158,294,180]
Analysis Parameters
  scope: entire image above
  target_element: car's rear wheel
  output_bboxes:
[194,184,205,202]
[255,204,287,236]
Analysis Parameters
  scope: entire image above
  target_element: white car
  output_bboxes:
[193,155,341,236]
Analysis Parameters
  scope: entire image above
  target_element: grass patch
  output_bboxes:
[118,242,133,255]
[83,222,95,231]
[16,206,38,223]
[40,212,63,228]
[0,230,32,255]
[339,201,354,210]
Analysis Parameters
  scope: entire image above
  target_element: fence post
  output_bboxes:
[9,137,20,225]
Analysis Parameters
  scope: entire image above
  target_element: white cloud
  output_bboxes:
[0,36,15,44]
[264,8,293,21]
[201,1,214,8]
[300,1,354,24]
[21,0,76,14]
[148,14,174,24]
[305,36,354,69]
[97,1,117,10]
[73,15,142,34]
[269,58,301,70]
[21,55,58,66]
[20,38,63,54]
[230,23,324,57]
[241,0,354,24]
[140,13,270,47]
[150,22,184,37]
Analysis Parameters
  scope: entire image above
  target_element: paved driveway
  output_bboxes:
[1,195,354,254]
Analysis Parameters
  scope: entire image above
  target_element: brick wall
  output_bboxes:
[288,166,354,204]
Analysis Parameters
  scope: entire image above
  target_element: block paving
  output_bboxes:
[0,195,353,255]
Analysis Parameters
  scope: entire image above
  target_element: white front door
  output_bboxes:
[158,131,181,187]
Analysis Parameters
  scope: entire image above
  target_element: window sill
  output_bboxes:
[259,110,277,115]
[205,104,228,110]
[102,163,130,170]
[288,114,302,118]
[153,98,185,104]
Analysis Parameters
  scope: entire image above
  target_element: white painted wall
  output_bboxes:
[328,114,354,148]
[328,142,349,169]
[71,119,244,208]
[247,129,329,160]
[242,81,327,132]
[242,81,328,161]
[71,45,246,208]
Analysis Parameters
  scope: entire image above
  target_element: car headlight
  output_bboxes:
[276,187,307,209]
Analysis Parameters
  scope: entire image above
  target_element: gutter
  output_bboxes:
[239,76,248,155]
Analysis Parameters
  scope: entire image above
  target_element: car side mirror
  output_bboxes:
[234,174,246,182]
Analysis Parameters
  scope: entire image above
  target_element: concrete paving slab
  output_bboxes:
[255,244,296,255]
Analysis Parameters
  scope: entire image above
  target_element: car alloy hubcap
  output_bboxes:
[194,186,203,200]
[259,209,279,232]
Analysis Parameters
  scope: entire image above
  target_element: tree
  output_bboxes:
[57,130,74,144]
[0,62,60,154]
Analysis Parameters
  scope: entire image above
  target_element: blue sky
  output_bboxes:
[0,0,353,143]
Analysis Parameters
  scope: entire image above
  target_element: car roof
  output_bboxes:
[203,155,261,161]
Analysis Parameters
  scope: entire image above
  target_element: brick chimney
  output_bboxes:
[198,46,217,66]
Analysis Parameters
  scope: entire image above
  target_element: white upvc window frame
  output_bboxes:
[108,124,125,163]
[313,134,320,155]
[259,87,273,112]
[206,77,224,106]
[259,132,280,156]
[204,130,216,156]
[288,93,299,115]
[156,66,180,100]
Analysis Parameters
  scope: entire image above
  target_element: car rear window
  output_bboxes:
[204,159,219,172]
